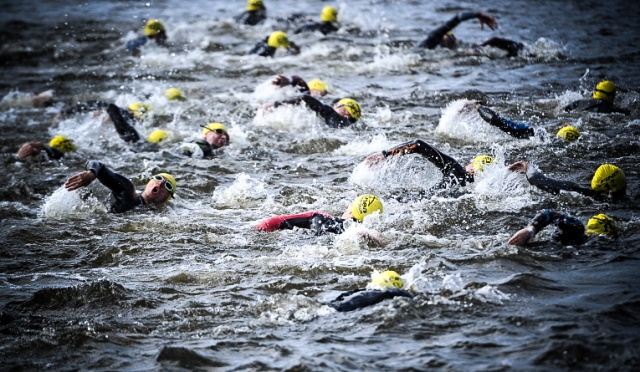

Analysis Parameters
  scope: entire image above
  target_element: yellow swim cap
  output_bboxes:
[128,102,151,119]
[165,88,186,101]
[350,194,383,222]
[321,6,338,22]
[147,173,177,201]
[557,126,580,142]
[307,79,328,93]
[267,31,290,48]
[586,214,617,237]
[49,135,76,153]
[370,270,403,289]
[337,98,361,120]
[472,155,494,172]
[202,122,228,136]
[147,129,170,143]
[593,80,616,103]
[591,164,626,193]
[144,19,165,36]
[247,0,265,11]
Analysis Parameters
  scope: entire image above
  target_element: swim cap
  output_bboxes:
[557,125,580,142]
[350,194,383,222]
[307,79,328,93]
[267,31,290,48]
[147,129,170,143]
[370,270,403,289]
[586,214,617,237]
[128,102,151,119]
[144,19,165,36]
[49,135,76,153]
[247,0,265,11]
[147,173,177,201]
[202,122,228,136]
[321,6,338,22]
[591,164,626,193]
[593,80,616,103]
[165,88,186,101]
[472,155,494,172]
[337,98,361,120]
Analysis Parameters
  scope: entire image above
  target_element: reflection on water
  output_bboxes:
[1,0,639,370]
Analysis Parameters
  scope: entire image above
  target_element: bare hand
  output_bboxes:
[507,160,529,174]
[363,152,385,167]
[65,170,96,191]
[272,75,290,87]
[477,13,497,31]
[17,142,46,158]
[507,228,532,246]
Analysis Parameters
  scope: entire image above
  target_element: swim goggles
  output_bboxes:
[200,125,227,135]
[152,175,174,194]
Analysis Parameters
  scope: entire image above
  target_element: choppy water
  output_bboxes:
[1,0,640,370]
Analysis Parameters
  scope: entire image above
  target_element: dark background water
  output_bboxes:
[1,0,640,370]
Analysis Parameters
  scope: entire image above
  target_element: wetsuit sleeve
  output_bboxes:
[254,211,337,233]
[126,36,148,53]
[479,37,524,57]
[477,106,534,139]
[310,214,345,235]
[249,37,275,57]
[328,289,413,312]
[416,11,479,49]
[289,76,310,94]
[525,166,601,199]
[235,10,266,26]
[43,146,64,160]
[528,209,585,244]
[106,104,141,143]
[85,160,139,213]
[294,22,321,34]
[382,139,470,186]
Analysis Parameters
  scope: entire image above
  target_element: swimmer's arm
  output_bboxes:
[525,165,597,197]
[382,139,459,171]
[17,142,46,159]
[83,160,133,195]
[417,11,491,49]
[107,104,141,143]
[477,105,534,138]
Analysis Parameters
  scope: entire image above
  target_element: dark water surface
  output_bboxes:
[1,0,640,370]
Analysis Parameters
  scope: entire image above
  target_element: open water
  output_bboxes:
[1,0,640,370]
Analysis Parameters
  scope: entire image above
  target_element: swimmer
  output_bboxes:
[127,19,168,54]
[64,160,176,213]
[262,96,360,128]
[249,31,300,57]
[294,6,339,35]
[178,123,230,158]
[508,210,617,246]
[563,80,630,114]
[17,135,77,160]
[328,270,413,312]
[254,194,388,246]
[235,0,267,26]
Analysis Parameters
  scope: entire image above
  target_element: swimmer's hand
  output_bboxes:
[507,160,529,174]
[477,13,497,31]
[65,170,96,191]
[272,75,290,87]
[363,152,385,167]
[17,142,45,158]
[507,227,533,246]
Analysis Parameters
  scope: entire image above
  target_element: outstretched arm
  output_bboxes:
[477,105,534,139]
[416,11,496,49]
[107,104,141,143]
[508,209,584,246]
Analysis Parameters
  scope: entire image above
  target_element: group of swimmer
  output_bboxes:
[13,0,632,311]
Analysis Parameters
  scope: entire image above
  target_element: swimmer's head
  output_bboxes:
[336,98,361,121]
[128,102,151,119]
[369,270,403,290]
[593,80,616,103]
[307,79,328,96]
[146,173,176,202]
[144,19,165,36]
[165,88,186,101]
[472,155,494,172]
[586,214,617,237]
[247,0,265,11]
[591,164,626,195]
[49,135,76,153]
[350,194,383,222]
[267,31,290,49]
[557,125,580,142]
[321,6,338,22]
[147,129,170,144]
[441,31,457,49]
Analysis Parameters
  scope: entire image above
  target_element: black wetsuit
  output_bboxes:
[477,106,534,139]
[563,99,629,114]
[179,139,217,158]
[85,160,146,213]
[328,288,413,312]
[528,209,586,245]
[255,211,345,235]
[416,11,481,49]
[525,166,623,201]
[479,37,524,57]
[105,104,162,152]
[235,10,267,26]
[276,95,356,128]
[382,139,472,188]
[248,37,278,57]
[294,21,339,35]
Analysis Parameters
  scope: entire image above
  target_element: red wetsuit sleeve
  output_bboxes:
[254,211,333,232]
